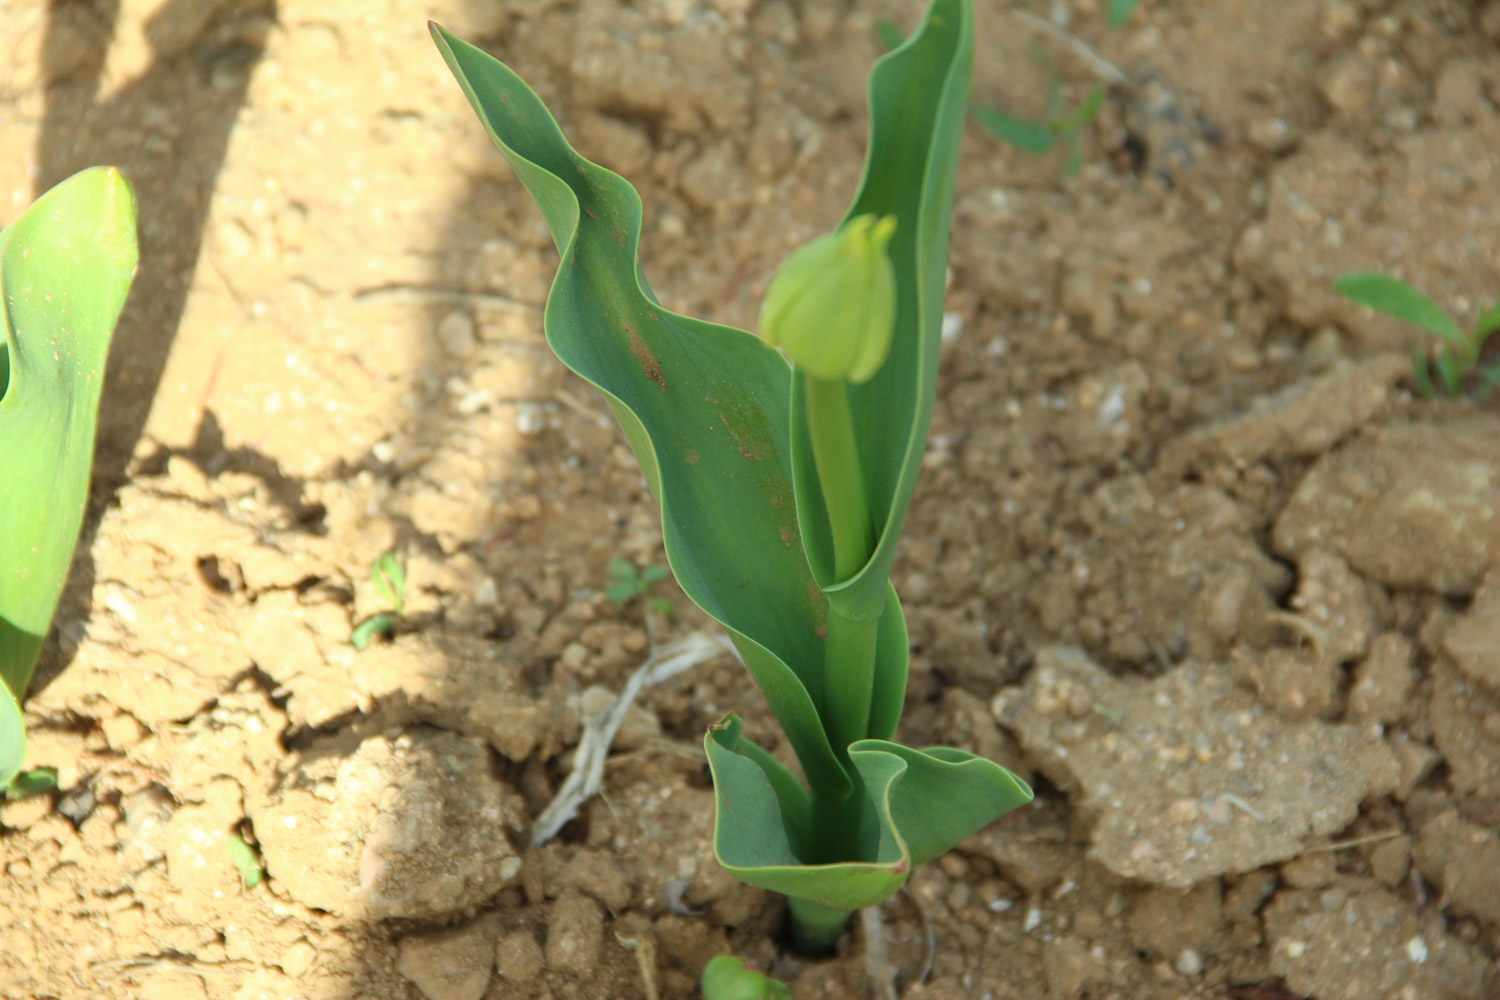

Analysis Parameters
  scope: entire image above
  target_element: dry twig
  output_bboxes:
[530,631,734,846]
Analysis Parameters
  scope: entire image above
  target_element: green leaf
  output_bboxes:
[647,596,677,618]
[702,956,791,1000]
[847,740,1033,868]
[639,564,670,584]
[6,766,57,799]
[1434,351,1460,396]
[351,611,399,650]
[604,581,639,604]
[1333,272,1465,346]
[1410,349,1437,400]
[874,18,906,52]
[791,0,977,625]
[973,106,1056,154]
[432,24,850,800]
[0,167,137,788]
[710,715,811,855]
[226,834,263,889]
[1108,0,1142,27]
[371,553,405,610]
[706,715,1033,911]
[606,556,638,582]
[1057,87,1105,131]
[1062,133,1084,178]
[1474,298,1500,341]
[1,682,26,792]
[706,717,906,911]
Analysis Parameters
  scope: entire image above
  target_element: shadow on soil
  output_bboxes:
[32,0,278,693]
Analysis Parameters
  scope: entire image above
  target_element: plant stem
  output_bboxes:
[823,608,879,753]
[803,377,872,582]
[798,377,880,953]
[803,375,881,753]
[807,764,868,865]
[787,895,854,956]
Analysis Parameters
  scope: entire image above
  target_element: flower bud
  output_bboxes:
[759,214,897,384]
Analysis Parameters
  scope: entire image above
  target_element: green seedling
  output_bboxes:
[0,167,138,794]
[432,0,1030,954]
[226,833,264,889]
[973,46,1105,177]
[605,557,676,618]
[351,552,406,650]
[878,21,1104,178]
[3,766,57,801]
[1333,272,1500,399]
[1108,0,1143,27]
[701,955,791,1000]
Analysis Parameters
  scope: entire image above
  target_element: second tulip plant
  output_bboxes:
[433,0,1031,951]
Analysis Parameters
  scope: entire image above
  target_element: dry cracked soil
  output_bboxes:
[3,1,1500,998]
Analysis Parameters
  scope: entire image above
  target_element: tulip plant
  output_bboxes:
[1,167,138,793]
[432,0,1031,952]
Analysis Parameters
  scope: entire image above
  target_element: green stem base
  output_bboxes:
[787,896,853,956]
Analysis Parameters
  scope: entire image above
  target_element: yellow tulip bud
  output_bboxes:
[758,215,898,384]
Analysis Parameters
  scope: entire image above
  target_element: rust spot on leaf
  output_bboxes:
[713,397,765,462]
[626,324,665,390]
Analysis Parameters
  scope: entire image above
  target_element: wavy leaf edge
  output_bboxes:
[706,713,1034,911]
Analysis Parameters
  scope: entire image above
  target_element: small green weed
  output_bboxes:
[701,955,791,1000]
[2,766,57,800]
[604,557,676,619]
[351,552,407,650]
[875,20,1106,177]
[226,833,264,889]
[1107,0,1143,28]
[973,47,1105,177]
[1333,272,1500,398]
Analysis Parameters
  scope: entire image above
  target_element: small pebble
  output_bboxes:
[1247,117,1297,154]
[1175,948,1204,976]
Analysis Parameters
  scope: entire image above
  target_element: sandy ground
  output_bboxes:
[2,0,1500,998]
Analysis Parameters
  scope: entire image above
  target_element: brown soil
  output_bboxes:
[4,1,1500,998]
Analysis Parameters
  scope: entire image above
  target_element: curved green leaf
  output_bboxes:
[0,166,137,786]
[789,0,975,623]
[848,739,1033,868]
[707,715,1033,911]
[707,717,907,911]
[705,710,1032,917]
[431,26,850,798]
